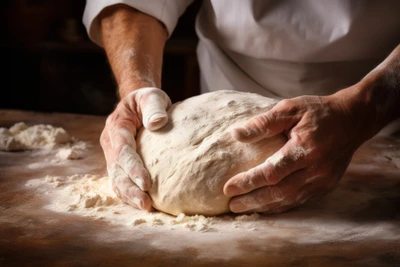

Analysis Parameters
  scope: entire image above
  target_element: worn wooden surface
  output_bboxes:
[0,109,399,267]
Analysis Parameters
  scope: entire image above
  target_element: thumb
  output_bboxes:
[232,105,295,143]
[136,87,172,131]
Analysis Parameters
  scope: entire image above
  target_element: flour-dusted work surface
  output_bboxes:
[0,109,399,267]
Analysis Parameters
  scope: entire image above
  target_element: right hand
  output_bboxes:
[100,87,171,211]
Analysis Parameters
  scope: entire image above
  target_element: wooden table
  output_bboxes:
[0,109,399,267]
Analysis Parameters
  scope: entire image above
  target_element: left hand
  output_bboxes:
[100,87,171,211]
[223,93,362,214]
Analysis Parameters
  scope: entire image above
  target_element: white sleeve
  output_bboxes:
[83,0,195,47]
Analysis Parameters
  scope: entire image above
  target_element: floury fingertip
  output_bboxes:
[230,200,247,213]
[131,197,144,210]
[133,177,146,191]
[149,112,167,123]
[224,184,241,197]
[146,112,168,130]
[231,127,251,141]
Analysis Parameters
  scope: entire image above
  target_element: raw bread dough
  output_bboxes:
[137,90,287,216]
[0,122,69,151]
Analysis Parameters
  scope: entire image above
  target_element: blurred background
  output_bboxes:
[1,0,201,115]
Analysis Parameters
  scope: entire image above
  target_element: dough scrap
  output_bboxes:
[0,122,70,151]
[137,90,286,216]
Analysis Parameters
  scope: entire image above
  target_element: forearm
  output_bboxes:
[334,44,400,144]
[99,4,167,98]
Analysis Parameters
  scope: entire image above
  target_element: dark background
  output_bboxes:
[1,0,202,115]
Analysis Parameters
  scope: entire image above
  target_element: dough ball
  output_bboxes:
[137,90,286,216]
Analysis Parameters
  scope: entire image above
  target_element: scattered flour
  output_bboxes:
[25,173,264,233]
[25,169,400,242]
[14,121,400,246]
[234,213,260,221]
[0,122,87,162]
[23,168,400,243]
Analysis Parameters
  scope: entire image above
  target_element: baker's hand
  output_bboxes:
[100,87,171,211]
[224,94,361,214]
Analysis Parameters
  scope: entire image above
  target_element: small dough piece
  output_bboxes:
[0,122,70,151]
[137,90,287,216]
[56,148,81,160]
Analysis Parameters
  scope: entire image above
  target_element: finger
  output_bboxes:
[228,169,311,213]
[108,164,152,211]
[102,126,151,191]
[116,143,151,191]
[106,118,152,191]
[134,87,172,130]
[232,101,298,143]
[224,140,311,197]
[251,178,326,214]
[101,115,137,166]
[100,128,113,168]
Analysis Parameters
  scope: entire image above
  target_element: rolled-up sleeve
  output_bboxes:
[83,0,194,46]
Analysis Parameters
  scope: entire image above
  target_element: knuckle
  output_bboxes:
[276,99,293,112]
[268,108,280,119]
[299,136,322,157]
[275,98,300,118]
[289,135,312,158]
[254,113,271,131]
[126,185,141,197]
[288,146,310,162]
[254,196,265,208]
[105,113,116,126]
[270,186,286,202]
[261,166,280,185]
[246,168,260,186]
[277,99,291,108]
[245,193,264,208]
[288,131,302,144]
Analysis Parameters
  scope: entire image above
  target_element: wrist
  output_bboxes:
[100,5,166,100]
[118,79,159,99]
[332,68,400,145]
[330,71,389,146]
[329,83,375,147]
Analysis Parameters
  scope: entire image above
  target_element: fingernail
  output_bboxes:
[236,127,251,137]
[232,127,254,142]
[230,200,247,213]
[132,197,144,209]
[134,177,145,191]
[149,112,166,123]
[225,185,242,197]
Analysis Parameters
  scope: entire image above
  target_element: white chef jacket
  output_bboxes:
[83,0,400,99]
